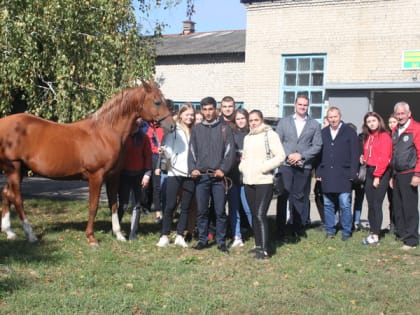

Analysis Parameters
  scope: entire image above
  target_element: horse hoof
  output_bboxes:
[6,232,17,240]
[115,232,127,242]
[28,235,39,243]
[87,234,99,245]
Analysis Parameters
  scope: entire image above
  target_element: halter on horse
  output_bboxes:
[0,80,175,245]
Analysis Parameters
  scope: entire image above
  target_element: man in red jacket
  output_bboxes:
[391,101,420,250]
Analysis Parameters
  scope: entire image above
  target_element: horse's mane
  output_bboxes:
[89,86,144,125]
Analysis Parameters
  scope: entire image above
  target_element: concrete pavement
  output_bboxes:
[0,176,108,202]
[1,176,388,229]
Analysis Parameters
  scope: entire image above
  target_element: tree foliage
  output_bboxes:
[0,0,180,122]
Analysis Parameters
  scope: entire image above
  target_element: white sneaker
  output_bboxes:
[156,236,170,247]
[174,235,188,248]
[230,238,244,248]
[361,234,379,246]
[401,244,417,251]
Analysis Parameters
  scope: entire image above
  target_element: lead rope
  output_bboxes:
[201,170,232,195]
[167,165,232,194]
[152,124,163,172]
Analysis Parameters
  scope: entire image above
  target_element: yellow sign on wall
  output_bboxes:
[402,50,420,69]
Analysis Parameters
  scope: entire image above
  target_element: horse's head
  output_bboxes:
[140,80,175,133]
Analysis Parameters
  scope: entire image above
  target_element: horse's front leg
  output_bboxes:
[1,183,17,240]
[85,175,105,246]
[106,175,126,242]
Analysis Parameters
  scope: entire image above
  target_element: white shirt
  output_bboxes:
[294,114,307,138]
[398,119,411,136]
[330,122,342,140]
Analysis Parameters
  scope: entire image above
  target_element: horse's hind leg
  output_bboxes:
[3,168,38,242]
[1,183,17,239]
[106,175,126,242]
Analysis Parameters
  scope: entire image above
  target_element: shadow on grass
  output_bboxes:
[0,239,63,297]
[0,239,62,264]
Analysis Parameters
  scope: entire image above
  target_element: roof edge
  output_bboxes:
[325,81,420,90]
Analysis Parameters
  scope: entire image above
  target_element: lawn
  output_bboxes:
[1,198,419,314]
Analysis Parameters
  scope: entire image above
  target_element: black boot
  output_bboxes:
[255,248,270,260]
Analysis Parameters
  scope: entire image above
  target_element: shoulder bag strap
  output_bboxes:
[264,131,270,160]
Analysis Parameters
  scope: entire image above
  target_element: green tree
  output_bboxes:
[0,0,180,122]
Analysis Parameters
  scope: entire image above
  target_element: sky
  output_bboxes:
[137,0,247,35]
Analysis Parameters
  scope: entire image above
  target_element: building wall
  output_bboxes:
[156,54,245,104]
[243,0,420,117]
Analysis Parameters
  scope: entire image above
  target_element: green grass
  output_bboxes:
[1,198,419,314]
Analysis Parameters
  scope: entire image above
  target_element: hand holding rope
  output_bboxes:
[190,169,233,194]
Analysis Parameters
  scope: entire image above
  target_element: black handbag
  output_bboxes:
[273,172,285,196]
[264,131,285,195]
[354,164,367,184]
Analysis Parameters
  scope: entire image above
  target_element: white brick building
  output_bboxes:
[155,24,246,110]
[156,0,420,130]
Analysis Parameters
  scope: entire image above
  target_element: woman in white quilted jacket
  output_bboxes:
[239,110,285,259]
[156,103,196,248]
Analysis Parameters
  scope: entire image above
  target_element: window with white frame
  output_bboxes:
[281,55,326,120]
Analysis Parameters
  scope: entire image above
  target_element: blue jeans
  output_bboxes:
[323,192,352,237]
[228,184,242,238]
[240,186,253,227]
[228,184,253,239]
[195,175,227,245]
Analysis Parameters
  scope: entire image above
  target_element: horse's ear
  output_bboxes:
[142,80,152,92]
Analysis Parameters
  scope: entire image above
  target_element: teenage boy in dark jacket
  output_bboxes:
[188,96,235,253]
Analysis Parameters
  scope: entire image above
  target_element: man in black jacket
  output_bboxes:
[188,96,235,253]
[391,101,420,250]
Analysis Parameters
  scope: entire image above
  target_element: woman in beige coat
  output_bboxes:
[239,110,285,259]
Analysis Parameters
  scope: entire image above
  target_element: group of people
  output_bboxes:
[277,98,419,251]
[117,94,419,260]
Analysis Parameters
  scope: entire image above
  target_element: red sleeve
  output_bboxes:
[413,121,420,175]
[373,132,393,178]
[156,127,164,143]
[143,133,152,170]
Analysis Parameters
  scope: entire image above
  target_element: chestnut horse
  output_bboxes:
[0,81,175,245]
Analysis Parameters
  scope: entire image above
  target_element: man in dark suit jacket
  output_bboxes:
[276,95,322,238]
[316,107,359,240]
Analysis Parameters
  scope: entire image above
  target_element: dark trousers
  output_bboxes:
[313,180,325,223]
[245,184,273,252]
[195,175,227,246]
[118,172,145,221]
[352,182,365,224]
[161,176,195,236]
[276,166,312,234]
[364,167,390,235]
[393,173,419,246]
[145,154,162,211]
[387,186,395,227]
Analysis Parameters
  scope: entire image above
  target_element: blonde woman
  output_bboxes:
[239,110,285,259]
[156,103,196,247]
